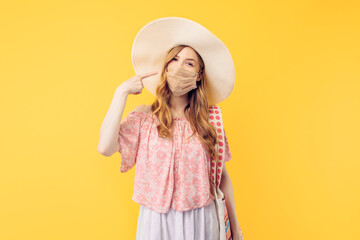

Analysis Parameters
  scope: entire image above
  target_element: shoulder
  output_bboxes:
[122,105,152,123]
[132,104,153,114]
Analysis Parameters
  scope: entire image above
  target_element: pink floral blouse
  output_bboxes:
[118,109,232,213]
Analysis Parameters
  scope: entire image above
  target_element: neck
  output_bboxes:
[170,94,189,114]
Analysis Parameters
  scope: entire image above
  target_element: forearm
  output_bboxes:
[97,86,128,156]
[219,173,243,236]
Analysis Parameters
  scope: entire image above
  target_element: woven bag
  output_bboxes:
[208,105,232,240]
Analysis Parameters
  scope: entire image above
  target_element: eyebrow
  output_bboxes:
[174,55,196,62]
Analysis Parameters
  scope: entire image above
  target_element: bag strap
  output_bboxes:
[208,105,226,187]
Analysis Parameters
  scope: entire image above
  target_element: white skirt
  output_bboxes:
[136,200,220,240]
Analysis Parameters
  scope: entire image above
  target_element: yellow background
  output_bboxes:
[1,0,359,239]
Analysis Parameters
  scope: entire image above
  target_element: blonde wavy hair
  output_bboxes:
[149,44,219,162]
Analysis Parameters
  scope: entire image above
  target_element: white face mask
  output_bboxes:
[166,67,198,96]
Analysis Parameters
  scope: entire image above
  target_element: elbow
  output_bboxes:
[97,145,109,156]
[97,144,117,157]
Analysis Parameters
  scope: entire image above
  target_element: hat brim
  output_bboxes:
[131,16,235,105]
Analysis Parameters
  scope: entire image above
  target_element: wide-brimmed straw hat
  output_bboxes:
[131,16,235,105]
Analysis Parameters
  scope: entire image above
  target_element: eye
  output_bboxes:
[172,57,194,67]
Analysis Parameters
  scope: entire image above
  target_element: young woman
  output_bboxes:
[98,17,244,240]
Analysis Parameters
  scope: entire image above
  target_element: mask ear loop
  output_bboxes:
[196,68,203,83]
[198,68,203,77]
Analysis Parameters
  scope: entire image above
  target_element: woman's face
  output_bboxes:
[167,47,201,81]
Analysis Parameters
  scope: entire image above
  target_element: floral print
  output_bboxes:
[118,110,231,213]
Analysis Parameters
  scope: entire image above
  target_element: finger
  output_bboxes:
[138,71,158,79]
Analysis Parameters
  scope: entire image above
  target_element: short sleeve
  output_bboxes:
[118,111,142,173]
[224,130,232,163]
